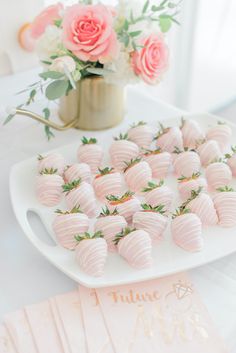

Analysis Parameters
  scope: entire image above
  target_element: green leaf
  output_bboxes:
[151,5,164,11]
[45,80,69,100]
[129,30,142,37]
[142,0,149,13]
[124,19,129,31]
[159,15,172,32]
[168,2,176,8]
[54,19,62,28]
[43,107,50,119]
[39,71,64,80]
[41,60,52,65]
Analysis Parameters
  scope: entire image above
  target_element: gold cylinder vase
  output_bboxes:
[59,76,125,130]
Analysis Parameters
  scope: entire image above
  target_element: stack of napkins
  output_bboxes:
[0,273,228,353]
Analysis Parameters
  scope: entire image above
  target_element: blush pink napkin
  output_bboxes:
[0,324,17,353]
[53,291,87,353]
[4,310,37,353]
[25,301,64,353]
[96,273,228,353]
[79,286,115,353]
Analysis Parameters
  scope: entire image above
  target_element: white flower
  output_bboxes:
[50,56,76,73]
[35,25,62,61]
[104,50,138,86]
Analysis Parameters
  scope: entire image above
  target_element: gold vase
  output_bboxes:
[14,76,125,131]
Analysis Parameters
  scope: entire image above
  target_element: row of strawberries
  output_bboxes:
[34,119,236,277]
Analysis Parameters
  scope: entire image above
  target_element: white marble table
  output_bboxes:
[1,69,236,352]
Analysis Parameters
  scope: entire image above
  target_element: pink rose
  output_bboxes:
[62,4,119,63]
[131,33,169,85]
[31,3,63,39]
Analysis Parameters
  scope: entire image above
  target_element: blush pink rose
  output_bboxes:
[31,3,63,39]
[131,33,169,84]
[62,4,119,63]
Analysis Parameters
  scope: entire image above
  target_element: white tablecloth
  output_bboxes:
[1,69,236,352]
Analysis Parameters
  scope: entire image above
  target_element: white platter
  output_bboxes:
[10,111,236,288]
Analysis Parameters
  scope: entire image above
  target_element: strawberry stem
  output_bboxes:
[142,180,164,192]
[113,227,136,245]
[75,231,104,243]
[40,168,58,175]
[98,206,118,217]
[81,136,97,144]
[62,178,81,193]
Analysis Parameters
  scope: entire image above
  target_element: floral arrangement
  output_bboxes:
[5,0,181,138]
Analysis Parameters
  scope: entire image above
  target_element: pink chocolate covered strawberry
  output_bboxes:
[127,121,153,149]
[94,207,127,252]
[143,181,173,212]
[37,153,65,176]
[114,227,152,269]
[77,137,103,173]
[177,172,207,200]
[180,117,204,149]
[52,207,89,250]
[64,163,92,184]
[205,159,232,190]
[213,186,236,227]
[183,188,218,226]
[172,147,201,177]
[93,167,123,201]
[143,148,172,179]
[106,191,141,223]
[155,123,183,153]
[63,179,97,218]
[109,133,139,171]
[124,158,152,193]
[133,204,168,242]
[75,231,107,277]
[36,168,63,207]
[206,121,232,152]
[171,207,203,252]
[197,139,221,166]
[225,146,236,177]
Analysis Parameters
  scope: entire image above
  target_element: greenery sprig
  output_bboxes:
[75,231,104,243]
[142,180,164,192]
[98,206,119,217]
[81,136,97,144]
[62,179,82,193]
[55,206,82,214]
[141,203,166,214]
[113,227,136,245]
[116,0,182,50]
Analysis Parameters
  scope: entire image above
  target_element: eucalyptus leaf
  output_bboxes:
[142,0,149,13]
[45,80,69,100]
[39,71,64,80]
[86,67,113,76]
[159,15,172,32]
[129,30,142,37]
